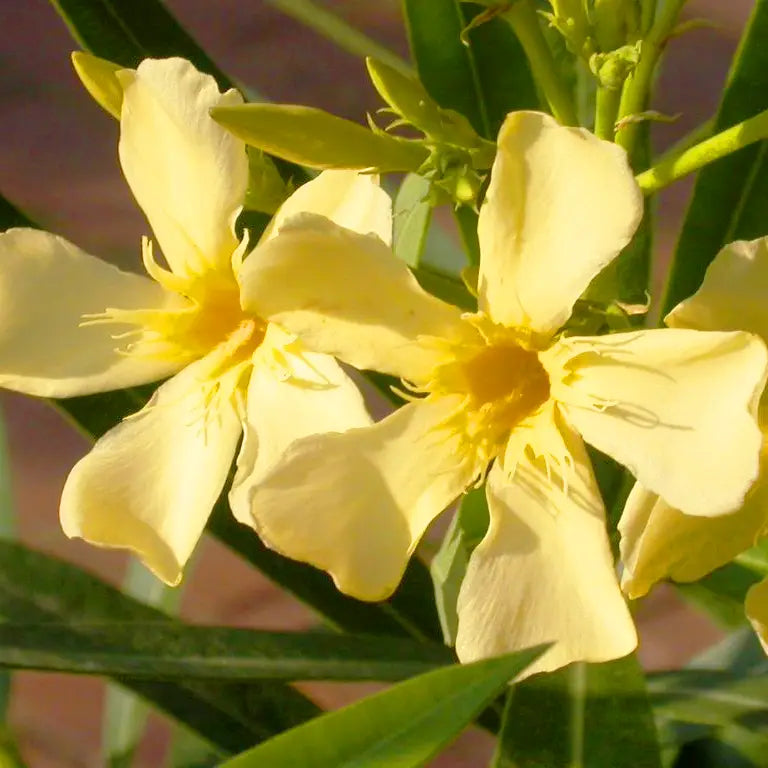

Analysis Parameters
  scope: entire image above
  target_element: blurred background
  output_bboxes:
[0,0,757,764]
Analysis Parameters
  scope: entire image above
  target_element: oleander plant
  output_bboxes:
[1,1,768,766]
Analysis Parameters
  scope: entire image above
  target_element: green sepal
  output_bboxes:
[211,103,429,172]
[366,57,484,150]
[71,50,124,119]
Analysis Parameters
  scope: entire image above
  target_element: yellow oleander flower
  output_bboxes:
[236,111,767,675]
[619,237,768,652]
[0,57,386,584]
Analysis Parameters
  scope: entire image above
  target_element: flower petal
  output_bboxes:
[240,214,474,382]
[477,111,642,337]
[229,325,372,521]
[263,170,392,245]
[0,228,180,397]
[619,479,768,599]
[118,58,248,277]
[240,395,475,601]
[455,420,636,677]
[557,328,768,517]
[746,577,768,654]
[666,237,768,342]
[60,357,242,585]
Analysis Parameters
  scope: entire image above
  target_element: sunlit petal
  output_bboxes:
[0,228,181,397]
[666,237,768,342]
[242,395,476,600]
[456,421,636,677]
[619,479,768,599]
[60,357,242,585]
[557,328,767,517]
[263,170,392,245]
[478,111,642,337]
[229,325,371,522]
[240,214,475,382]
[118,58,248,277]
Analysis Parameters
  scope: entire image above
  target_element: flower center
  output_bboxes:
[460,343,550,414]
[82,238,266,375]
[414,317,552,474]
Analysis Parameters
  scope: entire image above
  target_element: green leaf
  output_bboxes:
[674,724,768,768]
[49,0,230,86]
[219,646,547,768]
[412,263,476,311]
[494,655,662,767]
[662,0,768,315]
[103,560,184,768]
[402,0,539,140]
[676,561,761,629]
[210,104,428,171]
[648,669,768,727]
[430,488,489,644]
[393,174,433,268]
[0,621,453,681]
[0,405,15,725]
[0,540,318,753]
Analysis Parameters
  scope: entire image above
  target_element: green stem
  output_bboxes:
[616,0,688,157]
[503,0,578,126]
[640,0,657,35]
[651,115,715,167]
[594,86,622,140]
[636,107,768,194]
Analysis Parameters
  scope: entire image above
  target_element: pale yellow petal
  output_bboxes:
[666,237,768,343]
[455,421,637,677]
[619,479,768,599]
[229,325,372,522]
[478,111,642,336]
[118,58,248,277]
[239,214,475,383]
[746,577,768,654]
[0,228,181,397]
[262,170,392,245]
[241,395,476,601]
[60,358,242,584]
[557,328,767,517]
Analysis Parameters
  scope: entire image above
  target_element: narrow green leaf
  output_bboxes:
[0,621,453,681]
[402,0,539,140]
[103,560,183,768]
[49,0,230,86]
[393,174,433,267]
[0,405,15,725]
[211,104,428,171]
[430,488,489,644]
[662,0,768,315]
[220,646,547,768]
[648,669,768,727]
[676,561,761,629]
[495,655,662,767]
[0,541,319,753]
[412,264,476,311]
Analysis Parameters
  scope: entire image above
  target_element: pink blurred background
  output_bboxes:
[0,1,756,764]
